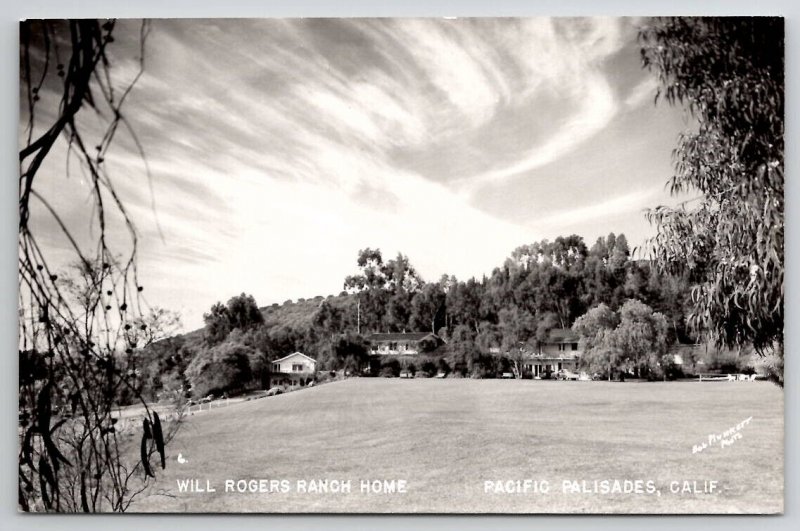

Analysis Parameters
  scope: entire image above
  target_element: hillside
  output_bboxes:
[262,294,355,331]
[180,292,357,344]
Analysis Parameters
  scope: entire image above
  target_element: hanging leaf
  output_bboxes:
[141,418,154,478]
[152,412,166,469]
[38,456,55,510]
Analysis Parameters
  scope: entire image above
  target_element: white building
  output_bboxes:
[269,352,316,388]
[523,328,582,377]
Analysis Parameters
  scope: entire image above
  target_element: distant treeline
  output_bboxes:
[132,233,739,401]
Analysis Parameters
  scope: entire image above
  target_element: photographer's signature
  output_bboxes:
[692,416,752,454]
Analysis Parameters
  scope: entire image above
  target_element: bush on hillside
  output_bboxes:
[185,340,253,397]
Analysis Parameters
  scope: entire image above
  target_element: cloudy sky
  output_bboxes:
[25,18,691,330]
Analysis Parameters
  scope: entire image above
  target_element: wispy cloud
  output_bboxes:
[534,187,662,230]
[24,18,681,329]
[624,76,659,108]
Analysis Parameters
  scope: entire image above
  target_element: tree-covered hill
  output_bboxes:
[131,232,715,401]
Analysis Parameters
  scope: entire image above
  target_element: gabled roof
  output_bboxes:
[272,351,316,363]
[545,328,580,344]
[367,332,438,342]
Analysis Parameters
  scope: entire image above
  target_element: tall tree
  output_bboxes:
[226,293,264,330]
[614,300,670,378]
[203,302,231,345]
[573,300,668,380]
[639,17,784,383]
[498,306,536,378]
[344,248,388,333]
[410,283,446,334]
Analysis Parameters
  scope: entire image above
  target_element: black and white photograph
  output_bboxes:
[17,16,784,514]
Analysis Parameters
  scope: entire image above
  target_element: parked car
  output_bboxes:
[435,372,447,379]
[399,371,413,379]
[555,369,579,381]
[501,372,515,379]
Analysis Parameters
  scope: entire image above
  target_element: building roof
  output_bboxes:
[545,328,580,344]
[522,353,580,361]
[366,332,438,342]
[272,352,316,363]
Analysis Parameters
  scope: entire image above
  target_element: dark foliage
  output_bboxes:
[640,17,784,380]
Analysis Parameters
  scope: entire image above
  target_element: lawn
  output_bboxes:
[133,378,783,514]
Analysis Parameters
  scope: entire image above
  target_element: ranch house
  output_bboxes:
[269,352,317,388]
[522,328,582,377]
[367,332,443,355]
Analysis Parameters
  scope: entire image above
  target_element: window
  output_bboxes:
[292,363,304,372]
[272,364,279,372]
[571,343,578,351]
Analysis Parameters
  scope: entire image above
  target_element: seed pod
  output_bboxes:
[141,419,154,478]
[21,428,35,469]
[153,412,166,469]
[38,456,55,510]
[80,472,90,512]
[36,384,52,434]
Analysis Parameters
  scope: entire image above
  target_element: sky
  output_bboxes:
[23,18,693,330]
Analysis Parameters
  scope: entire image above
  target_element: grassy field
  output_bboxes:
[133,378,783,514]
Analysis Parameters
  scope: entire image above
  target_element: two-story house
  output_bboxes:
[522,328,582,377]
[269,352,316,388]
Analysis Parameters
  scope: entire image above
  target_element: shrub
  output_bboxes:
[420,360,437,377]
[380,358,401,377]
[185,341,253,397]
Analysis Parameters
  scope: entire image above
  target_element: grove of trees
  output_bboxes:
[136,232,703,398]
